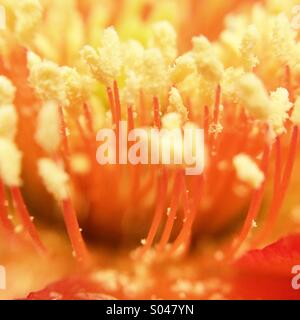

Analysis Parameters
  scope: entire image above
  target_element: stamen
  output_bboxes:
[157,171,183,252]
[62,198,90,266]
[280,126,299,199]
[128,106,138,205]
[75,119,94,159]
[213,84,221,124]
[10,186,47,255]
[38,158,90,265]
[83,103,94,137]
[227,144,271,258]
[113,80,121,163]
[274,136,282,195]
[171,175,199,254]
[153,96,161,129]
[139,89,146,126]
[113,80,121,125]
[186,98,193,121]
[253,126,299,245]
[58,105,70,159]
[127,105,135,132]
[106,87,116,125]
[139,168,168,255]
[136,170,156,201]
[204,105,210,134]
[0,179,14,235]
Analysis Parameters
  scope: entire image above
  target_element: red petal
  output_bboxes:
[230,234,300,299]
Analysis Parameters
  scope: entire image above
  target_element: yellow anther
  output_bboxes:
[161,112,182,130]
[38,158,69,201]
[151,21,177,65]
[0,76,16,105]
[240,25,259,71]
[269,88,292,135]
[233,153,265,189]
[35,101,61,154]
[0,139,22,187]
[61,67,91,107]
[80,27,122,86]
[170,53,197,84]
[142,48,169,96]
[192,36,224,83]
[27,52,66,103]
[0,104,18,140]
[237,73,271,120]
[122,71,140,107]
[167,87,188,122]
